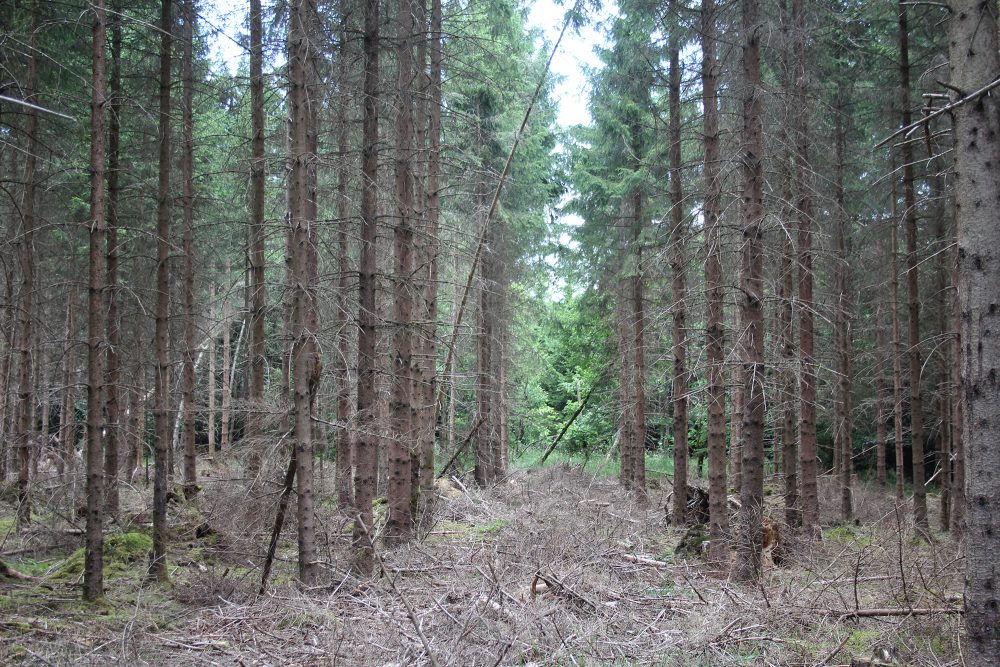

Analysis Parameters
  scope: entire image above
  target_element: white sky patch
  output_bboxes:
[201,0,245,73]
[527,0,614,128]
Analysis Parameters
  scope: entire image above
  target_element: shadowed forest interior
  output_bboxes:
[1,0,999,664]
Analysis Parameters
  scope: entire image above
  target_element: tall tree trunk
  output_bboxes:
[701,0,728,564]
[388,0,416,543]
[890,184,906,504]
[933,174,951,532]
[833,99,852,520]
[874,244,888,488]
[950,253,964,535]
[475,180,501,486]
[735,0,765,583]
[180,0,197,497]
[104,0,123,514]
[84,0,108,602]
[897,0,927,533]
[59,299,76,477]
[792,0,818,538]
[353,0,381,574]
[949,1,1000,661]
[778,0,798,527]
[151,0,173,582]
[207,286,215,457]
[425,0,443,494]
[287,0,316,585]
[245,0,267,477]
[730,273,744,493]
[630,191,647,499]
[15,7,39,529]
[668,3,688,523]
[221,261,232,452]
[334,15,354,509]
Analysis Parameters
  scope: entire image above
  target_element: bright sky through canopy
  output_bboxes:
[202,0,611,128]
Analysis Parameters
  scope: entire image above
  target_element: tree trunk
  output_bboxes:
[730,272,744,493]
[833,99,852,521]
[353,0,380,574]
[735,0,765,583]
[220,262,232,453]
[667,4,688,523]
[778,0,798,527]
[792,0,818,538]
[104,1,123,514]
[890,182,906,504]
[15,6,39,529]
[421,0,443,500]
[388,0,416,543]
[287,0,316,585]
[334,17,354,510]
[932,174,951,532]
[701,0,728,564]
[207,286,215,457]
[949,1,1000,661]
[84,0,108,602]
[630,192,647,499]
[245,0,267,478]
[59,299,76,478]
[180,0,197,498]
[897,0,927,533]
[874,241,888,488]
[151,0,173,582]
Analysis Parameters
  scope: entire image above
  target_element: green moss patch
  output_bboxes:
[55,532,152,579]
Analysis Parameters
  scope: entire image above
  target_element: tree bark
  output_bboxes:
[220,262,232,453]
[287,0,316,585]
[890,183,906,504]
[207,286,215,457]
[15,6,39,529]
[84,0,108,602]
[104,0,123,514]
[874,241,888,488]
[735,0,765,583]
[833,98,852,521]
[948,1,1000,661]
[353,0,380,574]
[668,3,688,523]
[151,0,173,582]
[60,299,76,478]
[180,0,197,498]
[335,15,354,509]
[897,0,927,533]
[388,0,416,543]
[701,0,728,564]
[792,0,818,538]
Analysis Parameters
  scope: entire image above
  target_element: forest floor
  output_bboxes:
[0,458,965,666]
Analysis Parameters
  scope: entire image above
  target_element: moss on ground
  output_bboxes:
[54,532,152,580]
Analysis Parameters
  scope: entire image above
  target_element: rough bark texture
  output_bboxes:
[630,192,647,499]
[948,1,1000,662]
[59,300,76,477]
[388,0,415,543]
[220,263,232,453]
[353,0,380,574]
[180,0,197,497]
[15,7,39,529]
[422,0,443,500]
[668,6,688,523]
[151,0,172,582]
[288,0,316,585]
[792,0,818,538]
[84,0,107,602]
[701,0,728,564]
[897,0,927,533]
[874,244,888,488]
[833,102,852,521]
[104,1,122,514]
[735,0,765,583]
[932,175,951,532]
[890,202,905,504]
[246,0,267,477]
[475,179,502,487]
[778,0,798,528]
